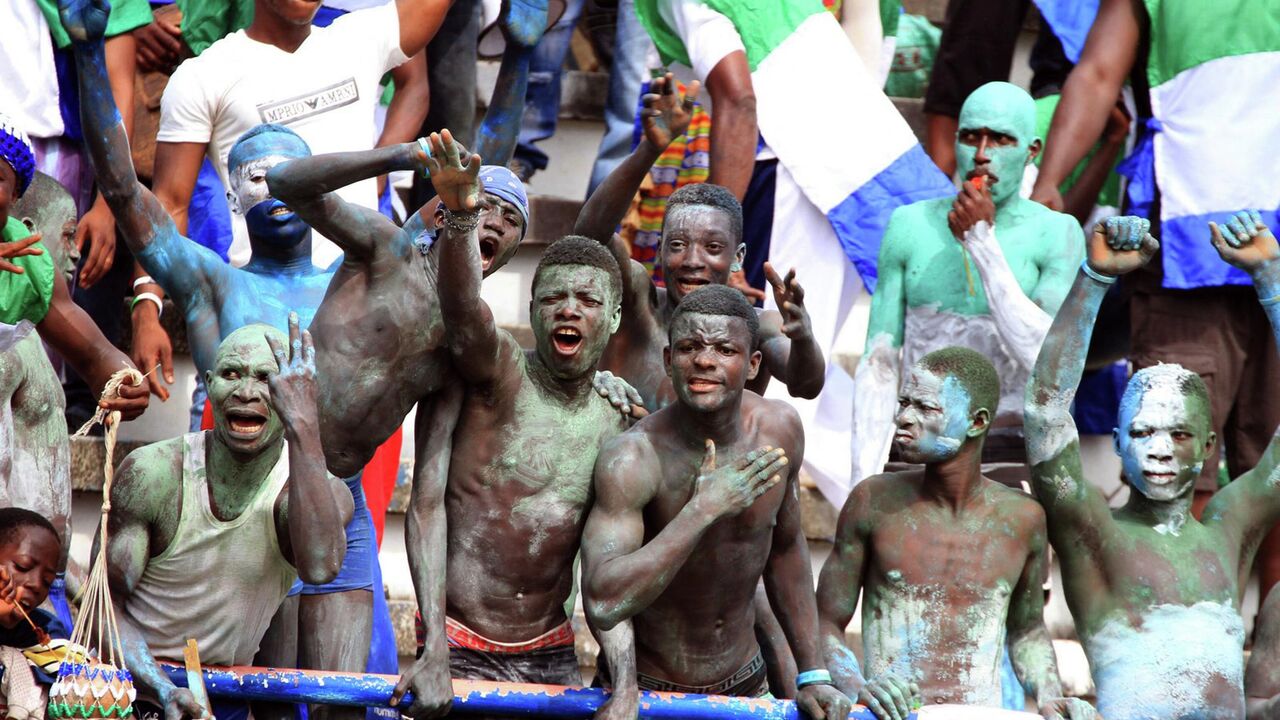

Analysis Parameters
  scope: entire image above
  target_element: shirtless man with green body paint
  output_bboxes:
[817,346,1095,720]
[1026,211,1280,719]
[852,81,1084,488]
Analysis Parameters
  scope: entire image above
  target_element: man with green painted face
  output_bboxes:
[105,316,352,720]
[413,133,630,692]
[817,346,1094,720]
[851,81,1085,492]
[1026,212,1280,719]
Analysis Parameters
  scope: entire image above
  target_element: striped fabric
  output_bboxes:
[1138,0,1280,289]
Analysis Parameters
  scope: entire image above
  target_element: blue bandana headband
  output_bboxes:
[0,113,35,198]
[479,165,529,237]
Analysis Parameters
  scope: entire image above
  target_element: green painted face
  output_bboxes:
[955,82,1038,206]
[529,264,621,380]
[205,325,287,457]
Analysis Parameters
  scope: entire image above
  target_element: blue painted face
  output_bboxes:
[1113,371,1213,502]
[955,82,1039,206]
[894,367,974,464]
[228,132,311,250]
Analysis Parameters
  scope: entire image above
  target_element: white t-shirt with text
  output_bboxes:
[159,2,408,266]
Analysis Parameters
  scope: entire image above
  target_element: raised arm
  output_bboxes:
[391,381,463,720]
[574,75,694,333]
[430,132,506,385]
[1204,213,1280,543]
[105,451,207,719]
[267,143,422,262]
[1026,217,1156,537]
[583,436,787,630]
[704,51,755,200]
[64,0,219,309]
[761,421,851,720]
[851,216,908,486]
[269,314,352,586]
[472,0,548,165]
[753,264,824,399]
[1030,0,1139,211]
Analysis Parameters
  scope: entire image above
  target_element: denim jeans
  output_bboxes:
[586,0,654,197]
[513,0,588,172]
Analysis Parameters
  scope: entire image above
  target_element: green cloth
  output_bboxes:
[176,0,254,56]
[879,0,901,38]
[883,13,938,99]
[37,0,152,49]
[1033,94,1121,209]
[635,0,826,72]
[0,217,55,326]
[1143,0,1280,88]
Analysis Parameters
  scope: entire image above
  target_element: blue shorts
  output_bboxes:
[288,473,374,596]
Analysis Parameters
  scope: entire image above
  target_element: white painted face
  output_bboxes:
[228,154,293,215]
[1114,374,1212,502]
[894,367,973,464]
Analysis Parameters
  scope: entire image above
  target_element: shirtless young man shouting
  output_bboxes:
[581,285,849,720]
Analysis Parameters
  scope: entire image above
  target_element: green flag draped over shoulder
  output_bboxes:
[0,217,55,326]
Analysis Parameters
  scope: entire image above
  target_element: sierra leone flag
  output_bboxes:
[636,0,954,291]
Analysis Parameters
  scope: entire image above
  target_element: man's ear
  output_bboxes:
[608,301,622,335]
[734,242,747,266]
[1203,430,1218,460]
[1026,138,1043,165]
[746,349,763,381]
[967,407,991,438]
[1112,427,1122,457]
[205,369,213,386]
[664,345,673,378]
[226,189,242,216]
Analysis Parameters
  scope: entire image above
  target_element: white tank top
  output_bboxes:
[124,432,297,666]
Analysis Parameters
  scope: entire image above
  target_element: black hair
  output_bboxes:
[535,235,623,301]
[669,284,759,344]
[0,508,59,550]
[666,183,744,244]
[917,346,1000,416]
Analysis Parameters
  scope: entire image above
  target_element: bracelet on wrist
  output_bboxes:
[132,275,156,291]
[1080,261,1117,285]
[796,669,833,689]
[442,208,480,234]
[131,291,163,319]
[1260,293,1280,307]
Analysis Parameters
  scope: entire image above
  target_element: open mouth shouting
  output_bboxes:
[551,326,584,356]
[479,236,499,272]
[1142,469,1178,485]
[225,406,269,440]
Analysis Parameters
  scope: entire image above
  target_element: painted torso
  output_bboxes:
[0,326,70,547]
[311,244,451,478]
[1059,511,1245,719]
[857,473,1041,707]
[888,197,1077,426]
[626,394,796,687]
[444,347,625,643]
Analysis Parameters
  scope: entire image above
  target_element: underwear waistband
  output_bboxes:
[637,652,768,696]
[445,616,575,653]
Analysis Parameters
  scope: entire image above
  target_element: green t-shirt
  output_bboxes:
[176,0,255,57]
[884,14,939,99]
[36,0,152,49]
[0,217,55,326]
[1034,94,1122,209]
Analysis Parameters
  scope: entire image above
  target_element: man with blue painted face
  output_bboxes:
[817,346,1093,720]
[1026,212,1280,719]
[60,5,391,716]
[851,81,1085,495]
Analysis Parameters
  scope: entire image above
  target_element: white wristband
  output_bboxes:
[131,291,163,318]
[132,275,157,291]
